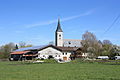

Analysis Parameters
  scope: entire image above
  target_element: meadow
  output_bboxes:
[0,61,120,80]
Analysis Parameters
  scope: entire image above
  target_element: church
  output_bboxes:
[55,18,81,47]
[10,18,86,61]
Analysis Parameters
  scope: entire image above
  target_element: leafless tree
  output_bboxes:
[19,41,26,48]
[81,31,102,58]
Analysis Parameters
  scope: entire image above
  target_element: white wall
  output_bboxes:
[38,47,72,61]
[56,32,63,47]
[61,52,71,60]
[38,47,62,60]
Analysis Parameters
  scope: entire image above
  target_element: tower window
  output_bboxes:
[59,35,61,37]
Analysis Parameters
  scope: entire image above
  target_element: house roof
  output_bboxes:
[11,51,30,55]
[14,45,82,53]
[38,45,62,51]
[57,47,79,52]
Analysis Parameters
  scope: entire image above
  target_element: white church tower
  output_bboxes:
[55,18,63,47]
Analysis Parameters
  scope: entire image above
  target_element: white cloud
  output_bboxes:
[26,10,94,28]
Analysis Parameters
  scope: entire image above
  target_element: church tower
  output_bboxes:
[55,18,63,47]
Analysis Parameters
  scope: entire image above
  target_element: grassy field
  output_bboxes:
[0,61,120,80]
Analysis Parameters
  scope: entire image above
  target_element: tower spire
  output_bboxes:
[56,18,63,32]
[55,18,63,47]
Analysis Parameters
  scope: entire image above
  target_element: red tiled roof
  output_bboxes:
[11,51,30,55]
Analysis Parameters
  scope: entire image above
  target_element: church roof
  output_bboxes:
[63,39,81,41]
[56,18,63,32]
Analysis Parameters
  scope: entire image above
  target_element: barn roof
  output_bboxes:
[11,51,30,55]
[14,45,47,51]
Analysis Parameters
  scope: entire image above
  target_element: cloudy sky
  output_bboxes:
[0,0,120,46]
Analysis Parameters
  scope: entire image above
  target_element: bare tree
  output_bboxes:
[19,41,26,48]
[103,40,112,45]
[19,41,33,48]
[81,31,102,58]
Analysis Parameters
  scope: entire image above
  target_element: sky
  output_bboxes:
[0,0,120,46]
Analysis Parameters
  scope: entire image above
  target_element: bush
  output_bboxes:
[70,58,84,63]
[43,59,58,63]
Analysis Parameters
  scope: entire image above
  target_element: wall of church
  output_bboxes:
[56,32,63,47]
[63,40,81,47]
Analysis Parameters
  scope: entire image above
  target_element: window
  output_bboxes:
[59,55,60,57]
[55,55,57,57]
[43,55,45,57]
[66,53,67,55]
[63,53,64,55]
[68,41,71,44]
[59,35,61,37]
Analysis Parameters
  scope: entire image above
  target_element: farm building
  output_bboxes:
[10,45,83,61]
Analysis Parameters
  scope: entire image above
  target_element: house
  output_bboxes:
[38,45,82,61]
[10,45,83,61]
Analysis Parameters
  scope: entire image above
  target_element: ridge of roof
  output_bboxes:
[63,39,81,41]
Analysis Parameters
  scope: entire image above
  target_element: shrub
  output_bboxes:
[43,59,58,63]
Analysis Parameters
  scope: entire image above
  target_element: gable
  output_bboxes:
[38,47,62,55]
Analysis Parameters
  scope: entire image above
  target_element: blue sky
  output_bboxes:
[0,0,120,46]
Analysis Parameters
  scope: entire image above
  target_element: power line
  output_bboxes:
[102,14,120,36]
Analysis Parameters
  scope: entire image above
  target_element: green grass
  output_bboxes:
[0,61,120,80]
